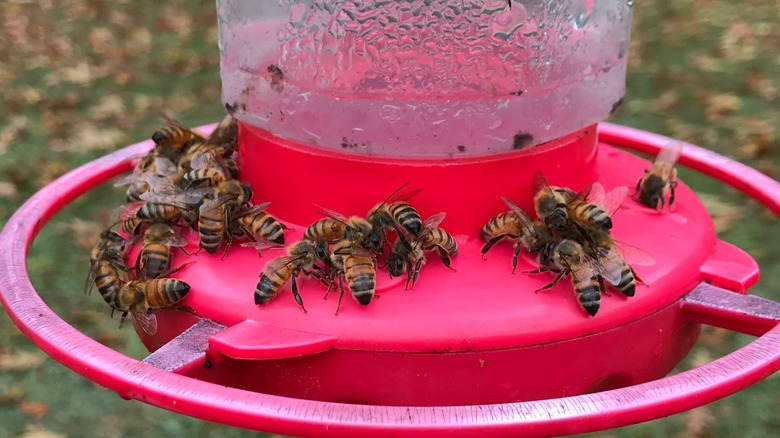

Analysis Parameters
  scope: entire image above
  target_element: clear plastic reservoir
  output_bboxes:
[218,0,633,157]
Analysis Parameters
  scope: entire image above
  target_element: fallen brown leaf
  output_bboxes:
[0,351,46,371]
[0,386,23,405]
[17,424,66,438]
[0,181,19,198]
[0,115,28,155]
[18,401,49,419]
[698,193,744,233]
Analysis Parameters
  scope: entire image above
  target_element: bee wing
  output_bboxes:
[653,141,683,181]
[423,212,446,229]
[235,202,271,219]
[199,198,224,214]
[131,306,158,336]
[153,156,179,177]
[587,183,629,217]
[501,197,535,234]
[313,204,351,223]
[589,248,623,286]
[113,173,148,187]
[240,241,285,250]
[614,240,656,266]
[394,187,423,203]
[655,141,683,169]
[189,150,212,170]
[262,256,297,274]
[109,202,143,225]
[84,260,99,295]
[159,234,189,248]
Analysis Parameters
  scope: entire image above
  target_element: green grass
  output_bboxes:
[0,0,778,437]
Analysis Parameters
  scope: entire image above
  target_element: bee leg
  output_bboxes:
[481,235,506,259]
[290,274,307,313]
[408,258,423,290]
[405,263,415,290]
[631,266,649,286]
[334,274,346,316]
[220,233,233,260]
[436,247,455,271]
[118,310,129,328]
[524,266,555,275]
[597,275,612,297]
[165,261,196,276]
[669,181,678,207]
[511,243,523,274]
[534,270,567,293]
[304,268,330,288]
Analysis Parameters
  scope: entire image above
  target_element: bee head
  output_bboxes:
[387,253,406,277]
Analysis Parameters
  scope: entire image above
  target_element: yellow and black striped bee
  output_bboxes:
[135,223,193,279]
[366,183,423,244]
[115,278,191,335]
[152,114,205,162]
[254,240,327,311]
[528,239,604,316]
[115,155,180,203]
[328,239,376,314]
[306,205,373,255]
[566,182,628,232]
[233,202,288,248]
[196,180,254,258]
[490,197,554,272]
[386,212,457,289]
[85,229,133,306]
[634,140,682,211]
[113,201,198,236]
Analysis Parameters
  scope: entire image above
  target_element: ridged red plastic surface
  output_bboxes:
[0,123,778,437]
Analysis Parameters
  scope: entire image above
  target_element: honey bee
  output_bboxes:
[85,230,132,303]
[232,202,288,248]
[115,155,180,202]
[566,183,628,232]
[197,197,229,257]
[480,210,522,255]
[152,114,205,162]
[634,140,682,211]
[115,278,191,335]
[135,223,193,279]
[307,205,373,251]
[113,201,198,235]
[532,171,575,231]
[366,183,423,249]
[196,181,253,257]
[254,240,327,311]
[328,239,376,314]
[497,197,554,272]
[386,212,456,289]
[529,239,604,316]
[178,116,239,169]
[177,151,231,189]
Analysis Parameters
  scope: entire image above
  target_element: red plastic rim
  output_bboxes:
[1,123,779,437]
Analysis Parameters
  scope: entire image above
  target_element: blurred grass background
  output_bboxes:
[0,0,777,437]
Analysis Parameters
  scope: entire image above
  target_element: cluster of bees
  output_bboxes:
[255,184,459,314]
[86,114,290,334]
[481,141,682,316]
[86,109,680,327]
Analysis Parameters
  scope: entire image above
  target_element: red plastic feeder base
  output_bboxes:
[1,124,779,437]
